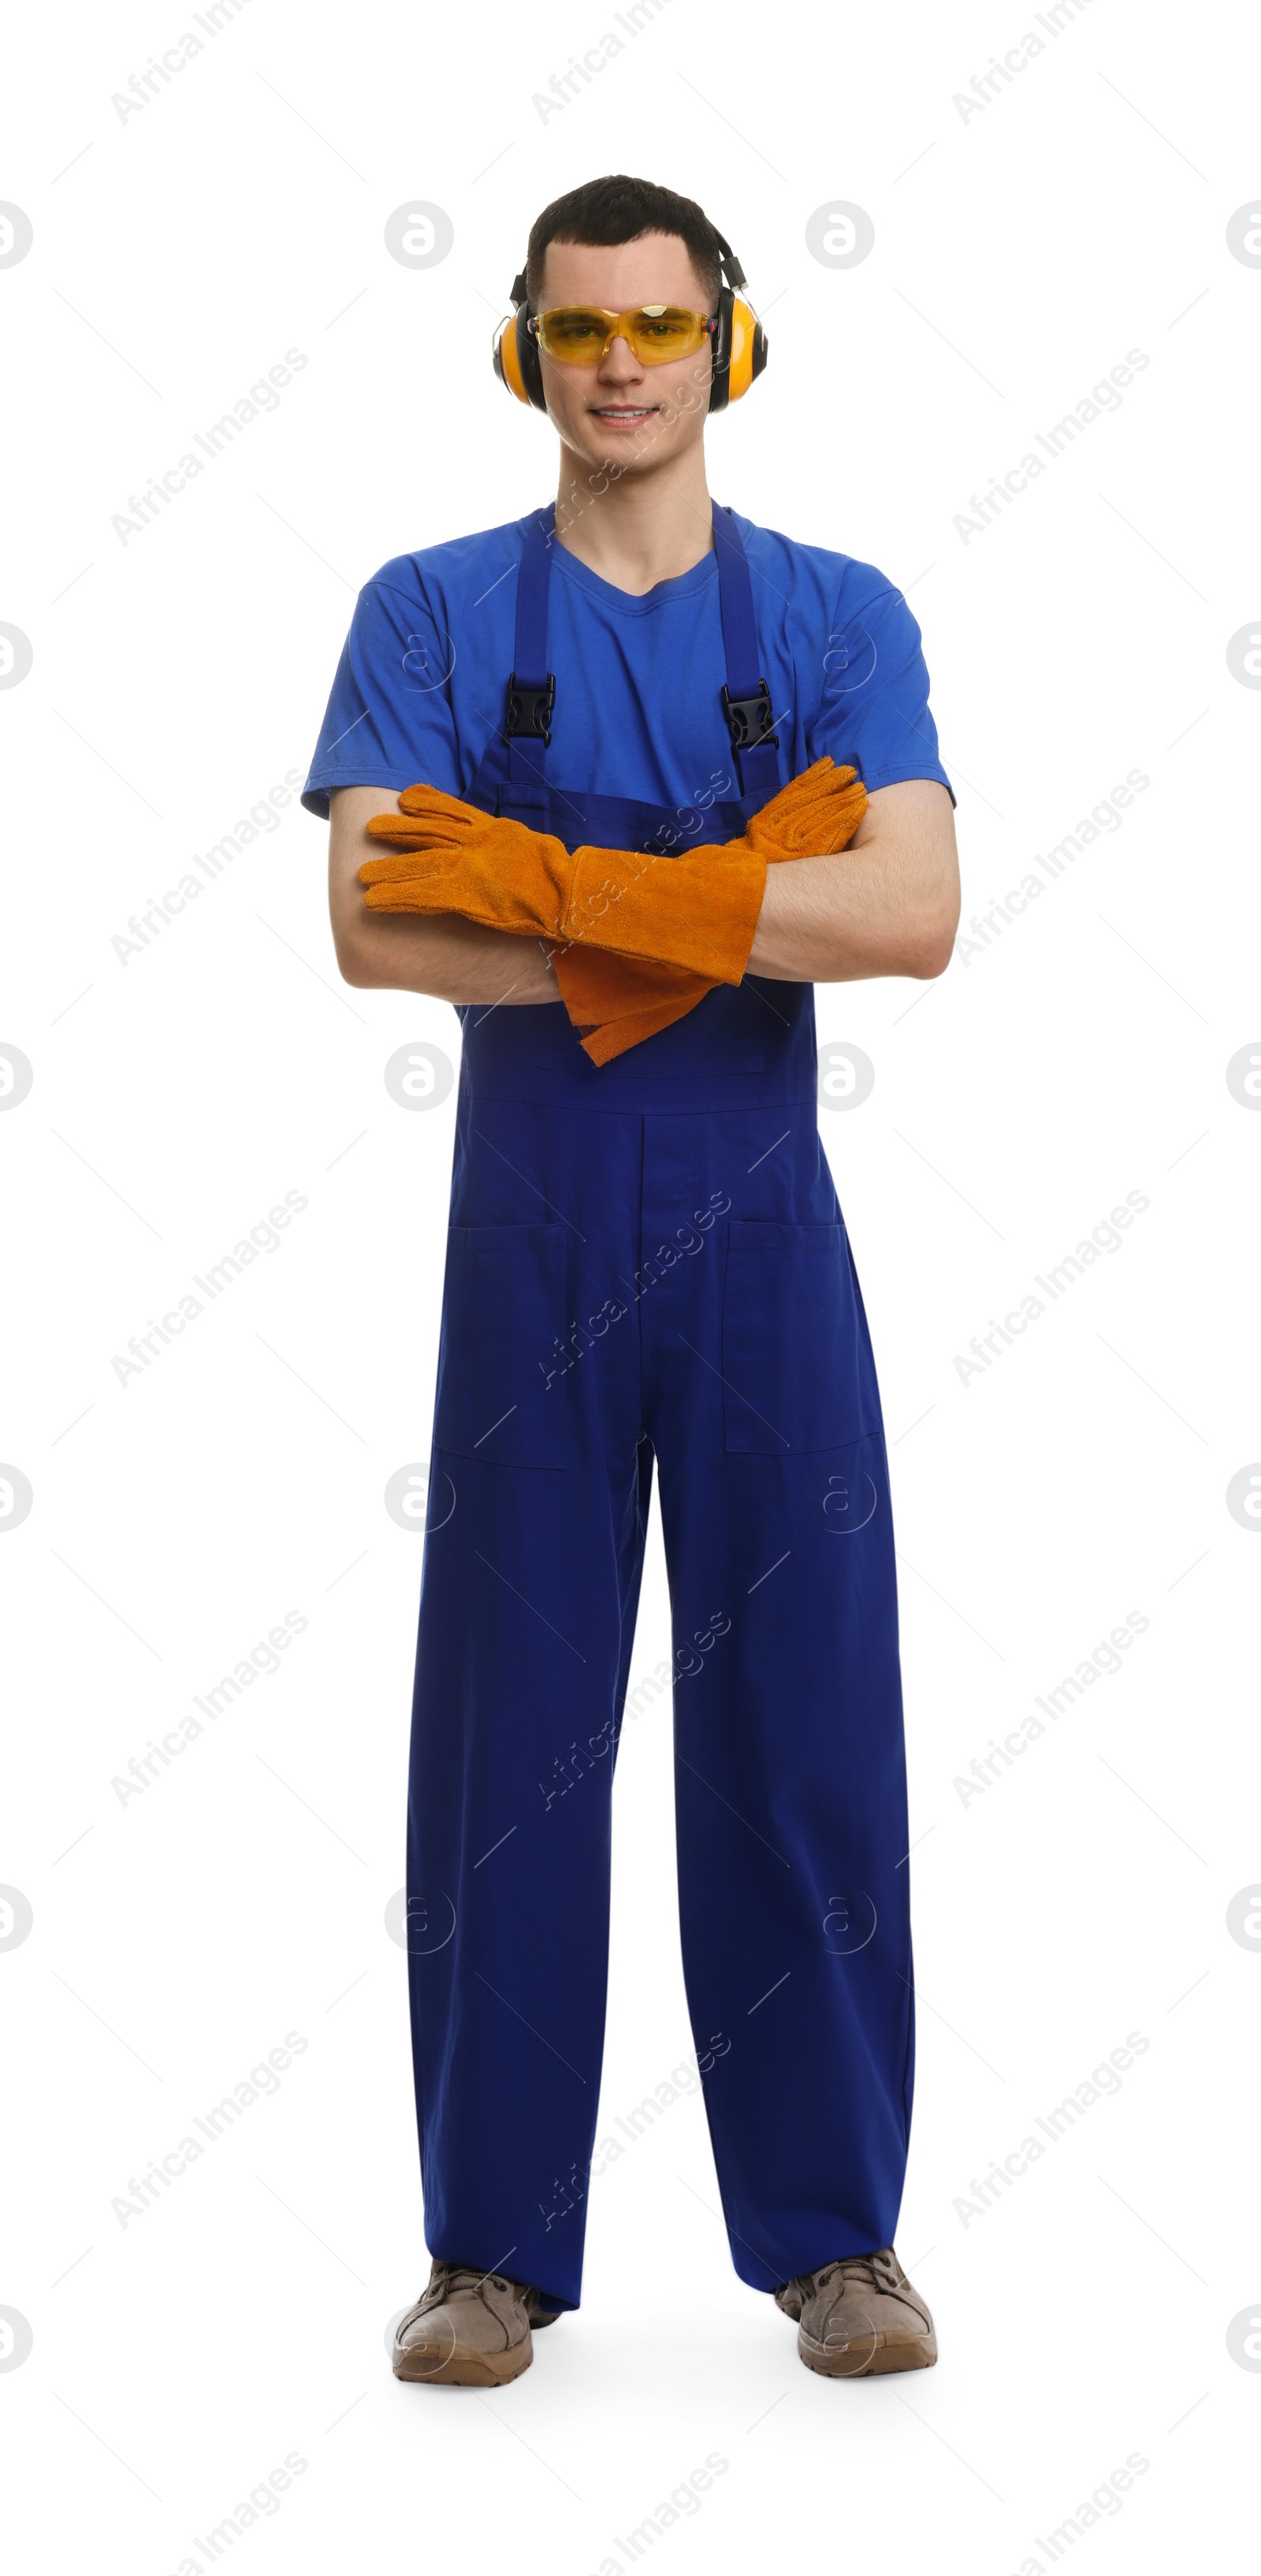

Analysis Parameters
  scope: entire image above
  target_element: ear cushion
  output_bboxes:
[493,303,547,407]
[493,314,528,403]
[727,296,766,403]
[709,284,735,414]
[516,307,546,411]
[708,288,767,411]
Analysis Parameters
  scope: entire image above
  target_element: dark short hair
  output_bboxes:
[525,174,726,309]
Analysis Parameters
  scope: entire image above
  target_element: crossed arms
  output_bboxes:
[328,775,960,1004]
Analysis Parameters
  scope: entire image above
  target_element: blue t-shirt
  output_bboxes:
[301,505,954,820]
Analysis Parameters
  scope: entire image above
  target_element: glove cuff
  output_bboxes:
[564,845,767,986]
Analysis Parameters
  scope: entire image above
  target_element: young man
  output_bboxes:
[304,175,959,2388]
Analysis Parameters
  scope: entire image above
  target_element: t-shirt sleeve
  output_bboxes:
[300,574,463,820]
[808,576,955,808]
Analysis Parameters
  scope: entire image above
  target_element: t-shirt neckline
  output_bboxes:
[544,520,723,616]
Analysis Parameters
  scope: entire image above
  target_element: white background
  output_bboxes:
[2,0,1259,2567]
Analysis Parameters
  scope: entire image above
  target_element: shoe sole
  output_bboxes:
[798,2328,937,2378]
[392,2336,534,2387]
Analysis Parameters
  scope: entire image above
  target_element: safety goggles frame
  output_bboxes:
[528,305,719,367]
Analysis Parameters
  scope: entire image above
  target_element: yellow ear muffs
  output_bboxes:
[492,268,548,410]
[707,242,768,413]
[493,312,530,403]
[726,296,764,403]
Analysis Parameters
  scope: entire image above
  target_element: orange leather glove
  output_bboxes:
[551,760,869,1062]
[359,760,869,1058]
[361,791,717,1055]
[550,950,716,1065]
[360,786,764,985]
[742,757,868,863]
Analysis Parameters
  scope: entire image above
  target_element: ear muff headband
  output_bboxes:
[707,231,768,411]
[493,238,766,412]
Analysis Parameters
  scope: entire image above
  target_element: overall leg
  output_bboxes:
[405,1103,651,2310]
[659,1428,913,2288]
[642,1111,914,2292]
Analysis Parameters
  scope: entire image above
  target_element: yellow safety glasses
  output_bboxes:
[530,304,717,366]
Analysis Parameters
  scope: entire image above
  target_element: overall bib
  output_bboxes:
[405,503,914,2309]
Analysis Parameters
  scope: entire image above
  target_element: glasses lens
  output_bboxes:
[630,307,706,362]
[537,306,709,363]
[538,309,611,360]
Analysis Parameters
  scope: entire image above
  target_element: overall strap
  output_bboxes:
[504,498,783,803]
[505,503,557,789]
[712,503,782,801]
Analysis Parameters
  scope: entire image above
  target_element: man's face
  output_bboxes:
[534,231,713,479]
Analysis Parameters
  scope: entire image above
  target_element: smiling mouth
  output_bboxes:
[589,404,658,421]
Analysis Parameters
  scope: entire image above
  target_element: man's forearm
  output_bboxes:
[329,783,561,1004]
[746,782,961,983]
[746,849,953,983]
[342,853,952,999]
[340,908,561,1005]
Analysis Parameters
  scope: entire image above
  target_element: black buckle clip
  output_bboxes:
[505,671,556,745]
[721,680,779,753]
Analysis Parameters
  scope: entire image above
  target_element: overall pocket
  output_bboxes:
[433,1223,568,1470]
[721,1221,881,1455]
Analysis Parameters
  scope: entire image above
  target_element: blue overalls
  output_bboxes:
[404,502,914,2309]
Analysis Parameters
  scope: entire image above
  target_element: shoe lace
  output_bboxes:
[424,2262,511,2307]
[809,2248,902,2296]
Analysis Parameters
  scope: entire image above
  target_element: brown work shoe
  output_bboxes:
[392,2259,562,2387]
[775,2247,937,2377]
